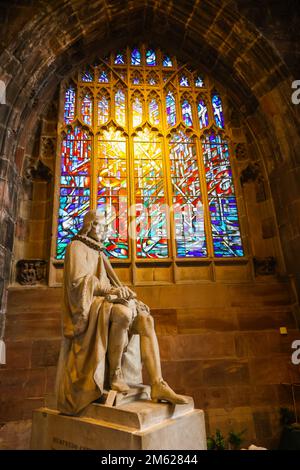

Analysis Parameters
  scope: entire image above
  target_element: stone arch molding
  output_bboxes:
[0,80,6,105]
[0,0,299,315]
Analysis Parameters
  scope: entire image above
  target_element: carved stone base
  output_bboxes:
[30,396,207,450]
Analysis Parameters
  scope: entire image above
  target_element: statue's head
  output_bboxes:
[78,210,108,243]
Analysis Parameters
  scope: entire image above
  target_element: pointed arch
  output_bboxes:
[55,46,244,262]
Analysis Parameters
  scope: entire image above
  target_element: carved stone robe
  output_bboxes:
[55,237,142,415]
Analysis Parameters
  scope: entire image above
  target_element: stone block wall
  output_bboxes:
[1,281,299,449]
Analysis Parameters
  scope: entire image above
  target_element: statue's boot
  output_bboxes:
[151,379,189,405]
[110,367,130,393]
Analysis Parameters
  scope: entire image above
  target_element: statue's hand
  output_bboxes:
[109,286,133,299]
[137,300,150,314]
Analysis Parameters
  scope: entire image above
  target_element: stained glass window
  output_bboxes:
[57,126,91,259]
[195,76,204,87]
[57,48,244,262]
[132,71,142,85]
[146,49,156,66]
[98,95,109,125]
[149,98,160,125]
[99,70,109,83]
[169,132,207,257]
[202,133,243,257]
[97,129,128,258]
[166,91,176,127]
[115,52,125,65]
[81,69,94,82]
[212,93,225,129]
[132,96,143,127]
[131,48,141,66]
[182,99,193,127]
[163,55,173,67]
[134,129,168,258]
[198,99,209,129]
[180,76,189,87]
[64,86,76,124]
[115,89,126,126]
[81,93,93,126]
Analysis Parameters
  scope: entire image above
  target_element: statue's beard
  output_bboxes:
[87,231,105,243]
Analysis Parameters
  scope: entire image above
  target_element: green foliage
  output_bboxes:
[207,428,247,451]
[207,429,226,450]
[228,429,247,450]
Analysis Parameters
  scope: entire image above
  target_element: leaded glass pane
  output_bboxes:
[57,127,91,259]
[64,86,75,124]
[182,99,193,127]
[132,97,143,127]
[97,129,128,258]
[98,96,109,125]
[195,76,204,87]
[198,99,209,129]
[163,55,173,67]
[99,70,109,83]
[81,93,93,126]
[115,52,125,65]
[149,98,159,125]
[166,91,176,127]
[169,132,207,257]
[81,69,94,82]
[180,76,189,87]
[131,48,141,65]
[212,93,225,129]
[202,133,243,257]
[115,90,126,126]
[146,49,156,66]
[134,129,168,258]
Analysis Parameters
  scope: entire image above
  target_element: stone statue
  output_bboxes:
[56,210,188,415]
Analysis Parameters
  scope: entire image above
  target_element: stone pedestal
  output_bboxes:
[30,394,207,450]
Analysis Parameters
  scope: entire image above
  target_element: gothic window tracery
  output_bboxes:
[56,46,244,261]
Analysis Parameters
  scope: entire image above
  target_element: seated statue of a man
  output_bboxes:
[56,210,188,415]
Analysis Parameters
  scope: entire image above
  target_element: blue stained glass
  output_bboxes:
[182,99,193,127]
[81,70,94,82]
[195,76,204,87]
[180,76,189,87]
[99,71,109,83]
[64,87,75,124]
[146,49,156,66]
[115,52,125,65]
[212,93,225,129]
[81,94,93,126]
[198,100,209,129]
[57,127,91,259]
[131,48,141,65]
[163,55,173,67]
[169,132,207,257]
[166,91,176,127]
[202,133,243,257]
[132,75,140,85]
